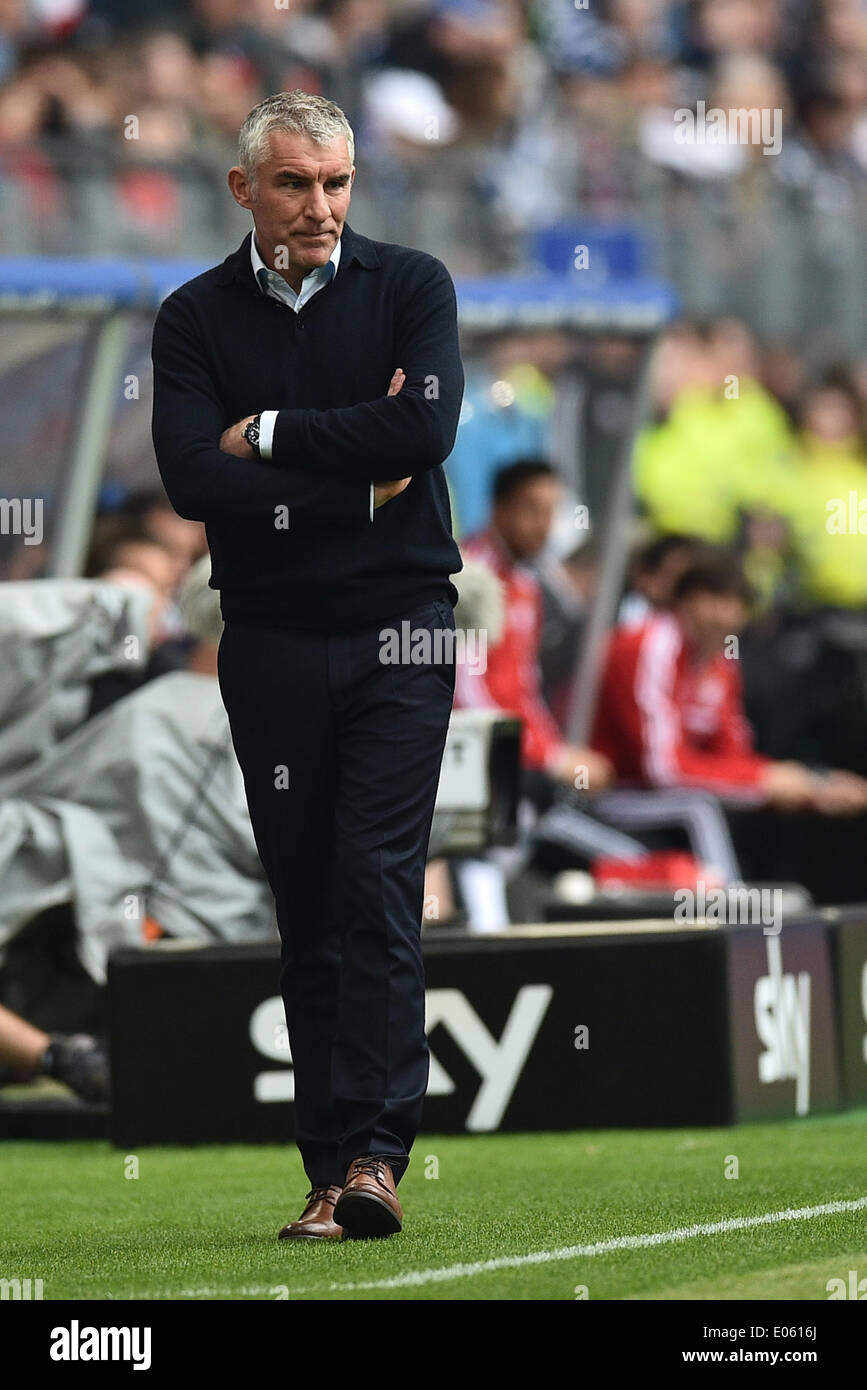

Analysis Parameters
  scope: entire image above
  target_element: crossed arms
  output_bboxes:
[151,258,463,530]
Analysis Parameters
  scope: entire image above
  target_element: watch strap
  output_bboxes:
[244,414,262,457]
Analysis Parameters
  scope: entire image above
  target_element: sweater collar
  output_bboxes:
[214,221,380,289]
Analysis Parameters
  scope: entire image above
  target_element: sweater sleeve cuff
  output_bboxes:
[258,410,278,460]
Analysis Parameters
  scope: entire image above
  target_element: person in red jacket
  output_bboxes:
[459,459,612,793]
[592,550,867,816]
[453,459,623,930]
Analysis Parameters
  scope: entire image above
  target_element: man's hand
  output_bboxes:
[762,761,867,815]
[373,367,411,509]
[386,367,405,397]
[550,745,615,793]
[374,478,412,508]
[220,415,257,458]
[760,761,817,811]
[811,769,867,816]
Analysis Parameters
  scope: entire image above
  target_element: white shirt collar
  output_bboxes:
[251,231,341,297]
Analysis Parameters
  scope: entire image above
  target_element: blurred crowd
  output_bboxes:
[448,314,867,611]
[635,317,867,611]
[2,0,867,285]
[443,310,867,924]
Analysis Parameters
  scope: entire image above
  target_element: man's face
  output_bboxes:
[803,387,860,444]
[677,591,747,659]
[494,477,561,559]
[144,504,205,587]
[228,130,354,284]
[637,546,694,608]
[109,540,176,601]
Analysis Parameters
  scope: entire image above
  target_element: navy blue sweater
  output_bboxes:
[151,221,464,631]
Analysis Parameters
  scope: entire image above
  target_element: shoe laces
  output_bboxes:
[351,1157,392,1188]
[302,1185,337,1213]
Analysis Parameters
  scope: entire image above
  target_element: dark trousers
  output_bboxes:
[217,596,456,1187]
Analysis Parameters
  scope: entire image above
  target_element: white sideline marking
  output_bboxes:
[159,1194,867,1298]
[318,1195,867,1293]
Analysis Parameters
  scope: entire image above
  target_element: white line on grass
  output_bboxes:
[316,1195,867,1294]
[155,1193,867,1298]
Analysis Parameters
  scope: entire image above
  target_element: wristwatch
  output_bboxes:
[243,414,261,458]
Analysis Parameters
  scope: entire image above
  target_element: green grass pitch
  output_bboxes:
[1,1109,865,1300]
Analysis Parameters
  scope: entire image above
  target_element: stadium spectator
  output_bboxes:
[443,331,563,540]
[451,460,653,929]
[538,538,600,725]
[83,504,198,715]
[785,372,867,609]
[617,531,703,628]
[98,537,176,637]
[634,317,796,545]
[591,549,867,815]
[0,1,28,84]
[458,459,613,792]
[119,488,208,589]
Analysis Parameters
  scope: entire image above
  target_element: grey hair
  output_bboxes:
[239,90,355,186]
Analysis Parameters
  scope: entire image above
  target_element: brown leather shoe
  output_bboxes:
[333,1157,403,1238]
[278,1185,343,1240]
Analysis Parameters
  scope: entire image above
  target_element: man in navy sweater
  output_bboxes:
[151,90,464,1240]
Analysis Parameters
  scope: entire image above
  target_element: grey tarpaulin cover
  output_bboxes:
[0,671,277,983]
[0,580,276,984]
[0,578,153,792]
